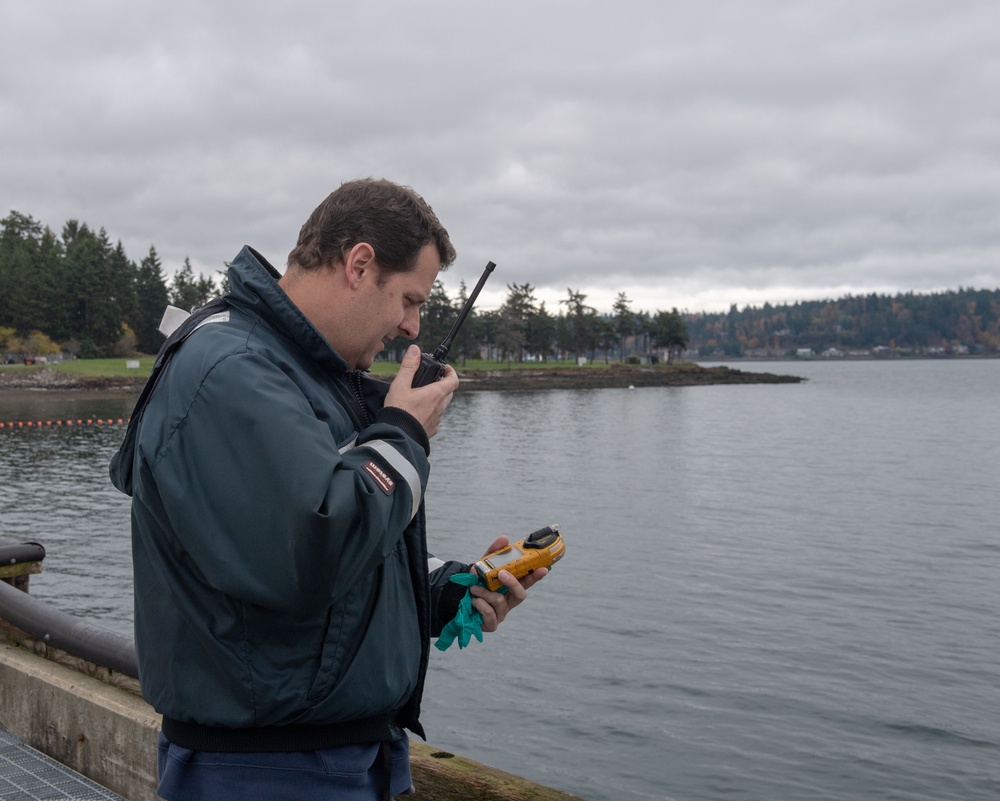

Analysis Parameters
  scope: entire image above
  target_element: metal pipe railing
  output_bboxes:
[0,541,138,679]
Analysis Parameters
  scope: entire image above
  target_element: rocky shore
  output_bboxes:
[1,363,804,393]
[0,369,148,392]
[452,363,804,391]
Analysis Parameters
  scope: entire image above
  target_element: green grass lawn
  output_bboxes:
[58,358,157,377]
[1,358,156,378]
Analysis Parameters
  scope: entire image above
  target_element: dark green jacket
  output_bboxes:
[111,246,464,746]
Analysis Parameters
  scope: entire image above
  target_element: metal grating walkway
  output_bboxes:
[0,728,124,800]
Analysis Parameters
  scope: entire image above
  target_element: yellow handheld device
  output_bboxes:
[473,524,565,591]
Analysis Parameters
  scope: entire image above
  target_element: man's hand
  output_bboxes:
[469,536,549,632]
[384,345,459,438]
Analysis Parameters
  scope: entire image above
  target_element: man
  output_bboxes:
[110,178,546,800]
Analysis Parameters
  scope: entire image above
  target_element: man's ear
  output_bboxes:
[344,243,377,290]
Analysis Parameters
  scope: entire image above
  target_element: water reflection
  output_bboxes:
[0,390,140,424]
[0,390,139,635]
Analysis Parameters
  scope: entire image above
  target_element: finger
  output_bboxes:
[389,345,424,394]
[471,593,502,632]
[480,536,509,559]
[471,578,517,625]
[516,565,549,592]
[495,569,528,605]
[440,364,459,390]
[394,345,421,379]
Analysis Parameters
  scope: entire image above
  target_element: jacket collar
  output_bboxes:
[226,245,352,376]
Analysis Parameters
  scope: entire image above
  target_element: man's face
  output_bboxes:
[351,243,441,370]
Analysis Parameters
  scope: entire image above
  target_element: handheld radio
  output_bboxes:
[411,261,496,387]
[474,524,566,591]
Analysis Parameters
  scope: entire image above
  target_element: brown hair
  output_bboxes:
[287,178,456,276]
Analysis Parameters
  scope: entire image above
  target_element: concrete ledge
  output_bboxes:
[0,642,159,801]
[408,742,584,800]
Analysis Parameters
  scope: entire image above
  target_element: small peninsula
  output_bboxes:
[0,363,804,393]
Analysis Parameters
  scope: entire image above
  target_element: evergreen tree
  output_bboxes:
[526,301,556,362]
[62,222,124,356]
[417,279,455,353]
[216,265,232,296]
[651,308,689,363]
[1,214,71,343]
[135,246,170,353]
[613,292,636,361]
[195,273,219,306]
[635,310,652,355]
[555,313,570,360]
[109,240,139,348]
[35,225,69,340]
[0,213,50,333]
[597,316,616,363]
[559,288,598,361]
[496,283,538,362]
[451,281,481,364]
[477,308,499,361]
[169,258,217,312]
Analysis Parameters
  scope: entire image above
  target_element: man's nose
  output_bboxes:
[399,309,420,340]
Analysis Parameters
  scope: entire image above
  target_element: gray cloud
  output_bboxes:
[2,0,997,313]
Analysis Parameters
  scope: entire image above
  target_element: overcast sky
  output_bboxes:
[2,1,998,314]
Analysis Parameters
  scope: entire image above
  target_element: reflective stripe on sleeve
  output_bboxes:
[355,439,423,522]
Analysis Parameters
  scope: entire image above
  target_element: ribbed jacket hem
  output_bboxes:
[161,714,401,753]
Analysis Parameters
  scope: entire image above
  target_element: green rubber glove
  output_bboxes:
[434,573,486,651]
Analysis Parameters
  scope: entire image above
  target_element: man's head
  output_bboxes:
[280,179,456,370]
[287,178,456,277]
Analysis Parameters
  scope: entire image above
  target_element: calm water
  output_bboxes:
[1,361,998,801]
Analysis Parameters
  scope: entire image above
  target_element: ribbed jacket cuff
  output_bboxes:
[376,407,430,455]
[437,574,473,626]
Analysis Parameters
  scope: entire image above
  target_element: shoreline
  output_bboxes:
[0,364,805,394]
[450,363,804,391]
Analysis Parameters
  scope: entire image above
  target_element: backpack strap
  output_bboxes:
[109,298,230,496]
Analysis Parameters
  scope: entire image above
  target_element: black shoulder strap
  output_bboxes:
[109,298,229,496]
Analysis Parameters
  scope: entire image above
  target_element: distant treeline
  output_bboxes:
[0,210,690,363]
[2,210,997,360]
[684,290,1000,357]
[0,211,225,358]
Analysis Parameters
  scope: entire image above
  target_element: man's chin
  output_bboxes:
[354,341,387,371]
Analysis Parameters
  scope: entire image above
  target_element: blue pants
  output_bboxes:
[156,733,413,800]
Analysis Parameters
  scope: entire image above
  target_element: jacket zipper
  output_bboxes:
[349,371,372,428]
